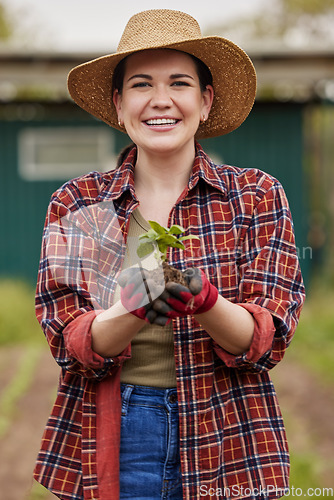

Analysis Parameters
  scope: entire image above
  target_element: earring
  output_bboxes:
[200,116,207,124]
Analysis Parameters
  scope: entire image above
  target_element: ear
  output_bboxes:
[113,89,123,120]
[201,85,214,117]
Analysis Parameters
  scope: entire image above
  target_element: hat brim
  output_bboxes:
[67,36,257,139]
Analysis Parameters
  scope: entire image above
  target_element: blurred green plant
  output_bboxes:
[290,283,334,386]
[208,0,334,49]
[288,450,323,492]
[283,406,325,492]
[0,345,42,438]
[0,2,12,41]
[0,279,43,345]
[28,481,50,499]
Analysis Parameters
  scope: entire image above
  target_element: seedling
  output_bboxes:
[137,220,199,263]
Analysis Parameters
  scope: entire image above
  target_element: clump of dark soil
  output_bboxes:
[161,261,187,286]
[149,261,187,289]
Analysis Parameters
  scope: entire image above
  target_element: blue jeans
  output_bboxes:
[119,384,183,500]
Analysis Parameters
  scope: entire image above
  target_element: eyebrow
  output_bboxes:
[127,73,152,82]
[170,73,195,80]
[127,73,195,82]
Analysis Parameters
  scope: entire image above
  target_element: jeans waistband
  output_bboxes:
[120,384,178,416]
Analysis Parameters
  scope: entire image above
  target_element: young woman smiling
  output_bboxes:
[34,9,305,500]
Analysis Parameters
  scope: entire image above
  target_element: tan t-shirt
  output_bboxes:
[119,209,177,388]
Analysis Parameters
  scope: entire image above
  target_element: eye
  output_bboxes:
[132,81,151,88]
[171,81,190,87]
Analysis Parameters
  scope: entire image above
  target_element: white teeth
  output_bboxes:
[146,118,177,125]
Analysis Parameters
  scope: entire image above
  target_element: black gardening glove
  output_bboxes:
[118,266,167,325]
[152,267,219,320]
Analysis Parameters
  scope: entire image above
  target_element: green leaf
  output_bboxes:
[168,225,185,235]
[136,241,155,258]
[156,234,177,245]
[168,240,186,250]
[136,219,199,263]
[157,242,168,258]
[155,237,173,255]
[148,220,166,235]
[138,229,158,243]
[179,234,200,242]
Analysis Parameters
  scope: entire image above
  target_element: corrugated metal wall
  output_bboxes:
[0,101,309,284]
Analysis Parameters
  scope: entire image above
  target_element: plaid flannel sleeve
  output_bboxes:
[35,193,128,380]
[214,180,305,372]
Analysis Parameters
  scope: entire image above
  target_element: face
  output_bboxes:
[113,49,213,157]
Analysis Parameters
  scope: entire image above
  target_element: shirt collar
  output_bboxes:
[189,142,227,196]
[100,146,137,202]
[100,141,227,201]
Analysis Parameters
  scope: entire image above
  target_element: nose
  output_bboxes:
[150,85,172,108]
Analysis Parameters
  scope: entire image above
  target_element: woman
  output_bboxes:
[34,9,305,500]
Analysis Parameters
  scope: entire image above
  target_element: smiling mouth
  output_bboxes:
[145,118,179,126]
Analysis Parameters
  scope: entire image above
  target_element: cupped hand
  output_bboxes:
[118,266,166,325]
[152,268,219,320]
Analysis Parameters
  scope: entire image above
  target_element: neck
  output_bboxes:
[134,142,196,194]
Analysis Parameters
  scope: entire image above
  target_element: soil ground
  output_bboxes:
[0,346,333,499]
[0,346,58,500]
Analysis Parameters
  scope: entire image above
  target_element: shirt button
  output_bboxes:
[169,393,177,404]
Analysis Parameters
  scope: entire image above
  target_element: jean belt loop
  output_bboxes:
[121,384,134,416]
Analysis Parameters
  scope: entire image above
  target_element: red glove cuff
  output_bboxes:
[193,270,219,314]
[165,269,218,317]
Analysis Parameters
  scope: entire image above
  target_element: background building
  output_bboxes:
[2,48,334,284]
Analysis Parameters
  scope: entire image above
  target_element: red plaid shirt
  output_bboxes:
[34,143,305,500]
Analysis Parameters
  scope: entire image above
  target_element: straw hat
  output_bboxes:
[67,9,257,139]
